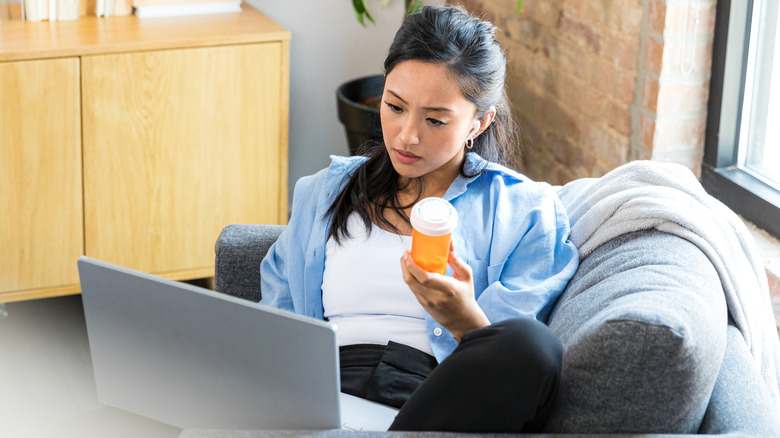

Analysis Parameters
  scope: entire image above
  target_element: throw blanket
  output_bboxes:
[556,160,780,410]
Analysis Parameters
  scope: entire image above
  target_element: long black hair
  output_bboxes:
[327,5,518,243]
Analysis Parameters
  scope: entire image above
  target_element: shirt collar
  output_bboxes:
[444,152,487,201]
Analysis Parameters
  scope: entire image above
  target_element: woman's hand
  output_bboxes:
[400,242,490,342]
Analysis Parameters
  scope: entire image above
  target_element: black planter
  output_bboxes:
[337,74,384,156]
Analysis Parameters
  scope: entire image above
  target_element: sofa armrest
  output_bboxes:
[214,224,286,302]
[698,324,780,434]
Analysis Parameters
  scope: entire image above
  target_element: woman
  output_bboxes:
[260,5,579,432]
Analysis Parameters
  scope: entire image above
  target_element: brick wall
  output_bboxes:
[456,0,717,185]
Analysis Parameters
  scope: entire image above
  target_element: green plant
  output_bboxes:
[352,0,524,26]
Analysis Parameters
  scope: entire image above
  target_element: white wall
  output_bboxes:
[245,0,418,207]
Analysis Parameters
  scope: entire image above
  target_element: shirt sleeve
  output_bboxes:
[259,173,321,313]
[476,183,580,324]
[259,224,295,312]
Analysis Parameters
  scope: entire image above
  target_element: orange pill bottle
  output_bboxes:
[410,197,458,275]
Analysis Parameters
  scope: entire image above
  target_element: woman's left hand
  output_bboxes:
[400,242,490,342]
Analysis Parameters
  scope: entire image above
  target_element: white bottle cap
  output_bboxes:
[410,197,458,237]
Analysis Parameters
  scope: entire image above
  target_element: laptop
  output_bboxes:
[77,256,398,431]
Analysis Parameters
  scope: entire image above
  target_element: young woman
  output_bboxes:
[260,5,579,432]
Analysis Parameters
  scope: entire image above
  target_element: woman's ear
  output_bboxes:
[472,106,496,139]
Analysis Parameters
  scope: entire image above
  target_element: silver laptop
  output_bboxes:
[77,256,398,431]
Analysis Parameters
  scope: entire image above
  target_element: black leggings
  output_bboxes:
[341,318,563,433]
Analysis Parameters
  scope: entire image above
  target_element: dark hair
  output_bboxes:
[327,5,518,243]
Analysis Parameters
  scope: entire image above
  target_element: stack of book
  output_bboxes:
[133,0,241,18]
[0,0,11,23]
[95,0,132,16]
[22,0,80,21]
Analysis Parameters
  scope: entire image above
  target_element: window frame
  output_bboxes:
[703,0,780,239]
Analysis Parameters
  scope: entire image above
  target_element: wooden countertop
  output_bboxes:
[0,4,290,62]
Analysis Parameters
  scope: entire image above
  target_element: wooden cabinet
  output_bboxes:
[0,6,289,302]
[1,58,84,295]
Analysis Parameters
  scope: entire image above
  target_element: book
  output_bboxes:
[133,0,240,18]
[21,0,80,20]
[94,0,131,17]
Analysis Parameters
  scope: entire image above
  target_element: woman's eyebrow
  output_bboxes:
[386,89,454,113]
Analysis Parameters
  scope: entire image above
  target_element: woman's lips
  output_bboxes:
[394,149,422,165]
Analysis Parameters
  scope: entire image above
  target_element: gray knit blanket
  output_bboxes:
[555,160,780,411]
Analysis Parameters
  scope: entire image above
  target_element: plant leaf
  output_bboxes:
[517,0,523,13]
[353,0,375,26]
[405,0,423,18]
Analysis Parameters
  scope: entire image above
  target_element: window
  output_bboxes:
[704,0,780,239]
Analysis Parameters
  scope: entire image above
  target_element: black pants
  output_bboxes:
[340,318,563,433]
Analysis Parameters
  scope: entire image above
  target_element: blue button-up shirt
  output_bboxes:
[260,153,579,361]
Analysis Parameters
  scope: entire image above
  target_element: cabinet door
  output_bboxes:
[0,58,83,295]
[82,43,285,276]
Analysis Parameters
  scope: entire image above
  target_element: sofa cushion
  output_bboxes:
[544,229,727,433]
[214,224,286,302]
[698,324,780,434]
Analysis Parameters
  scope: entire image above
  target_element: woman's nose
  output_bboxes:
[399,118,420,145]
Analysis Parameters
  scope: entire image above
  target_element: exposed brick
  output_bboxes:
[554,163,578,185]
[503,15,543,50]
[602,0,644,34]
[508,45,558,98]
[641,113,656,153]
[579,119,629,168]
[652,116,707,153]
[579,1,609,25]
[591,58,638,105]
[664,0,717,38]
[648,0,666,35]
[520,0,562,27]
[508,83,538,122]
[618,0,644,34]
[644,36,665,76]
[661,38,715,76]
[541,33,558,60]
[521,146,558,183]
[601,32,640,71]
[592,159,615,177]
[769,271,780,299]
[560,0,592,23]
[457,0,496,23]
[507,41,539,81]
[603,99,631,137]
[531,58,558,96]
[642,75,660,113]
[535,93,580,138]
[547,132,596,172]
[651,149,703,177]
[465,0,714,184]
[557,73,606,116]
[657,80,711,114]
[516,112,544,150]
[635,147,653,161]
[559,13,601,53]
[552,37,593,80]
[509,84,579,142]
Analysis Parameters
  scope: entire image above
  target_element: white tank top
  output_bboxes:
[322,214,433,355]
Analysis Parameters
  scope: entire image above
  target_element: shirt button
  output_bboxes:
[433,327,442,336]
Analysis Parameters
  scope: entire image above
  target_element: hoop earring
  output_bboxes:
[466,138,474,149]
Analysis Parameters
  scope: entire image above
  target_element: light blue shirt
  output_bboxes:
[260,153,579,362]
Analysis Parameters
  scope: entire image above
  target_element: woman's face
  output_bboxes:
[381,60,485,189]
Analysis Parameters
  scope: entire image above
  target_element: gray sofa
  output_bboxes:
[208,164,780,436]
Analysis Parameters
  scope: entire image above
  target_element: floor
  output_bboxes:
[0,295,181,438]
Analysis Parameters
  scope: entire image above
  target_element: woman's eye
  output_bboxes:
[427,118,446,126]
[384,102,402,113]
